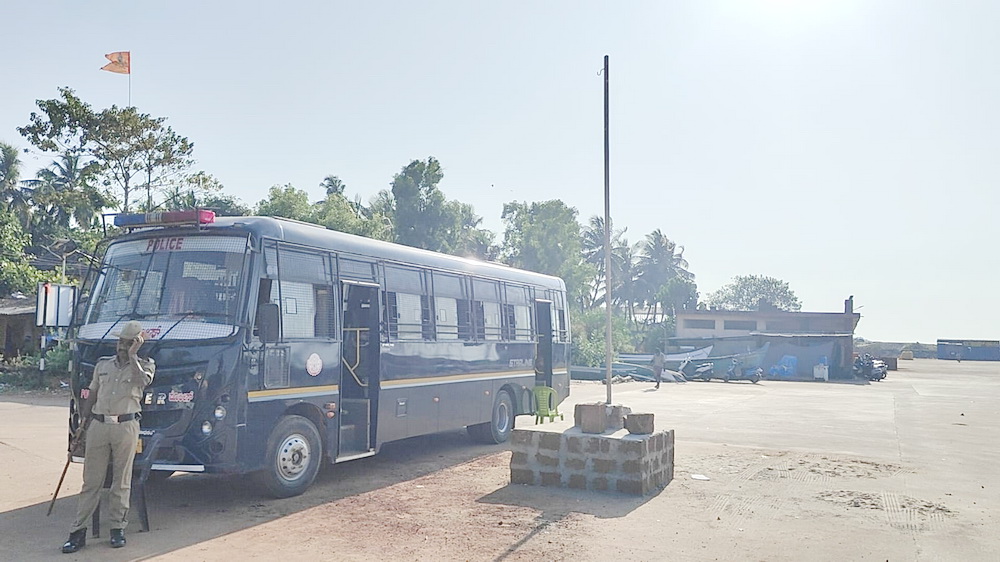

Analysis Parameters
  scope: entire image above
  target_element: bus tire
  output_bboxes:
[256,415,322,498]
[469,390,514,444]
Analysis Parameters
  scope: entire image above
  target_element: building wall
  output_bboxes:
[675,310,859,339]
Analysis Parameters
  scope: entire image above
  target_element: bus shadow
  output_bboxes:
[2,430,513,561]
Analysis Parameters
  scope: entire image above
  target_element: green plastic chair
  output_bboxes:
[533,386,564,424]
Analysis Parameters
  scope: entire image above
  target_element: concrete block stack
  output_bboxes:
[509,427,674,496]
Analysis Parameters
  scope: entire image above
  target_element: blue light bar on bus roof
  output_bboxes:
[114,210,216,227]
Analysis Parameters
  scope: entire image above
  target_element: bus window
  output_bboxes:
[482,301,501,340]
[436,297,459,340]
[394,292,423,340]
[456,299,473,340]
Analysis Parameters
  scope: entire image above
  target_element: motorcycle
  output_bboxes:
[853,353,887,381]
[726,357,762,383]
[679,358,715,381]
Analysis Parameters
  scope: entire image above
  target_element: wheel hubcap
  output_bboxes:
[276,433,310,482]
[496,402,510,433]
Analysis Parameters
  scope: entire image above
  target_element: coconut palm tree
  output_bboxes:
[24,153,110,231]
[581,216,631,309]
[636,230,692,322]
[0,142,32,228]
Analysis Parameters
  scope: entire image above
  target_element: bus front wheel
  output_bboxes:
[257,415,322,498]
[468,390,514,444]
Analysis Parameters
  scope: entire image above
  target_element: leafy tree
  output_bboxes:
[500,200,591,306]
[707,274,801,311]
[0,208,47,296]
[656,276,699,318]
[388,157,493,257]
[160,171,250,216]
[314,191,392,241]
[254,184,315,221]
[18,87,194,213]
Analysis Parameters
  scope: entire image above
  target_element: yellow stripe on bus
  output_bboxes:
[248,385,340,399]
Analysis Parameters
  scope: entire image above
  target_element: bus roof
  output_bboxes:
[118,215,566,291]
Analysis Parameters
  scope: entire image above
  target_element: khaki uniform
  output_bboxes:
[70,355,154,532]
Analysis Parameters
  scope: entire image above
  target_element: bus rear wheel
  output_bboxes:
[468,390,514,444]
[256,415,322,498]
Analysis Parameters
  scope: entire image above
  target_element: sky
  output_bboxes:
[3,1,998,344]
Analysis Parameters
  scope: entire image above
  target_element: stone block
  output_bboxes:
[511,429,536,447]
[566,435,583,454]
[510,452,529,466]
[621,459,642,475]
[565,457,586,471]
[618,439,644,458]
[624,413,654,435]
[616,478,643,495]
[535,453,560,467]
[568,474,587,489]
[510,468,535,485]
[591,476,609,491]
[592,459,616,474]
[605,404,631,431]
[575,403,607,433]
[538,433,562,451]
[540,471,562,487]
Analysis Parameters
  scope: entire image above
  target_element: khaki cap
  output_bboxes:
[111,320,144,341]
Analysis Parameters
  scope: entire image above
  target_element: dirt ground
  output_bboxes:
[1,358,998,561]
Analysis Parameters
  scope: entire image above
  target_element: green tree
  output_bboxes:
[320,175,346,196]
[707,275,802,312]
[636,230,692,322]
[18,87,194,213]
[580,216,630,309]
[0,141,31,228]
[500,200,592,307]
[160,171,250,215]
[314,191,393,241]
[0,208,47,296]
[23,153,111,232]
[388,157,493,257]
[254,184,315,221]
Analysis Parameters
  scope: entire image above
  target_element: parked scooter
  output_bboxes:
[726,357,762,383]
[679,358,715,381]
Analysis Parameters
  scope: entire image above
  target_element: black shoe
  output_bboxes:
[110,528,126,548]
[61,529,86,554]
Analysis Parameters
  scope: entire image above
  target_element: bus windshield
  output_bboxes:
[77,235,248,340]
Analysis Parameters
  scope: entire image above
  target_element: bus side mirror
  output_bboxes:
[258,303,280,343]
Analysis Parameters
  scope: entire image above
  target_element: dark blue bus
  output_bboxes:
[70,211,570,497]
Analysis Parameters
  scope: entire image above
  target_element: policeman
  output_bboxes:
[62,320,154,553]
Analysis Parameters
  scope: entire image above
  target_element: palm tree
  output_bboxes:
[581,216,630,308]
[24,153,110,231]
[0,142,31,228]
[636,230,692,322]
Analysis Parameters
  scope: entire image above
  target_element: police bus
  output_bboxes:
[70,210,570,497]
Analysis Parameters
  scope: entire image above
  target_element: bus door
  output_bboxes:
[534,300,554,388]
[338,282,380,459]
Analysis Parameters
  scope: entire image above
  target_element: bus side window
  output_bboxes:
[254,278,273,339]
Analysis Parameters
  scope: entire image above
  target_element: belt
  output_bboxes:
[92,413,140,424]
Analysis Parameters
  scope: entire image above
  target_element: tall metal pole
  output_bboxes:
[603,55,613,405]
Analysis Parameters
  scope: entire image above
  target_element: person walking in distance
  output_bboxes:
[651,348,665,390]
[61,321,154,554]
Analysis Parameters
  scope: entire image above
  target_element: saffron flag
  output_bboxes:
[101,51,130,74]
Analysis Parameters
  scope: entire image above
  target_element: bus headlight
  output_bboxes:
[213,405,227,420]
[201,421,213,435]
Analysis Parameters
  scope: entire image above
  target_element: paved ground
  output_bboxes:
[1,358,998,561]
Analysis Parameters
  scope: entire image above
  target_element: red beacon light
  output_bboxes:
[114,210,216,227]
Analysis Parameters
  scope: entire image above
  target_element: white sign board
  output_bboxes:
[36,283,77,327]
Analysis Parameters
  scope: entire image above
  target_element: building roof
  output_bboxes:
[0,296,35,317]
